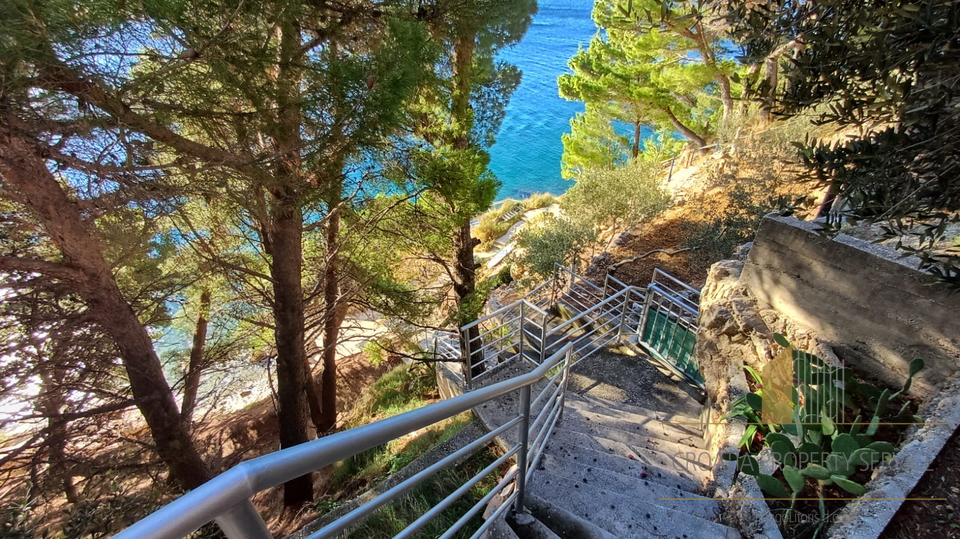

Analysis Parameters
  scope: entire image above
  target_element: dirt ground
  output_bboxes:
[881,426,960,538]
[583,212,706,289]
[195,351,399,468]
[0,350,399,538]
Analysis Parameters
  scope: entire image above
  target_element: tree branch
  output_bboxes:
[608,247,695,270]
[33,52,257,174]
[0,256,87,285]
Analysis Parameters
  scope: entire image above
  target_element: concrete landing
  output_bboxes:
[567,345,705,416]
[530,471,740,539]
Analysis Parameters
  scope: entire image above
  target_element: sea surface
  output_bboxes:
[489,0,597,199]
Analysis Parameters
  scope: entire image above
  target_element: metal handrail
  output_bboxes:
[603,273,630,294]
[555,264,604,294]
[114,344,575,539]
[547,287,631,336]
[652,268,701,299]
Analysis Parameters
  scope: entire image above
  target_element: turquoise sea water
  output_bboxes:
[489,0,597,199]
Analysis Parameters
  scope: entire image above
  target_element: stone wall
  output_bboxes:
[740,215,960,397]
[695,216,960,538]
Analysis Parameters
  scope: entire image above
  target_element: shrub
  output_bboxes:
[473,214,507,246]
[522,192,556,210]
[561,157,670,236]
[513,215,596,283]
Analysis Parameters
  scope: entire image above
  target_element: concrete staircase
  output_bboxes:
[474,268,739,538]
[476,350,739,539]
[522,391,738,539]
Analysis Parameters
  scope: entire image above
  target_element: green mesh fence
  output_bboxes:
[641,309,704,385]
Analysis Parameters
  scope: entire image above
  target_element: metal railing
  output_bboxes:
[459,268,642,389]
[432,330,461,361]
[650,268,701,305]
[635,277,703,386]
[113,344,575,539]
[459,298,550,387]
[457,265,704,390]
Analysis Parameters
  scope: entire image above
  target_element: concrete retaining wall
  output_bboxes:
[741,216,960,397]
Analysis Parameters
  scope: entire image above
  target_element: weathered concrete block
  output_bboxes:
[741,216,960,397]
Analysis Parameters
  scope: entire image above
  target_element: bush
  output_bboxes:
[473,213,508,246]
[513,215,596,283]
[522,192,556,210]
[560,157,670,235]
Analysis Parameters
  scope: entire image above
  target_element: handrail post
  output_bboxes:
[539,312,548,363]
[461,327,473,390]
[518,302,525,363]
[637,291,652,347]
[557,347,573,422]
[214,500,271,539]
[616,288,631,345]
[514,385,532,514]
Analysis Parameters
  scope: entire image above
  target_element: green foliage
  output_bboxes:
[561,155,671,234]
[728,0,960,286]
[513,215,597,283]
[62,477,165,539]
[522,193,557,211]
[363,340,387,366]
[725,336,925,534]
[682,186,793,270]
[561,106,631,178]
[319,364,477,520]
[452,265,513,326]
[0,499,34,539]
[338,446,502,539]
[559,0,741,174]
[473,200,524,247]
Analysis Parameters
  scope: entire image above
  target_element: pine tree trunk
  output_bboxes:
[715,73,735,121]
[265,17,316,508]
[38,363,77,503]
[632,121,642,158]
[453,222,483,375]
[450,30,486,377]
[761,54,779,122]
[268,200,315,506]
[318,201,341,433]
[181,289,211,427]
[451,32,475,150]
[304,360,325,432]
[663,107,708,149]
[0,132,211,491]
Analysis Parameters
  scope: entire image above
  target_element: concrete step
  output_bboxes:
[506,512,562,539]
[544,427,708,492]
[481,514,521,539]
[557,416,710,468]
[530,471,741,539]
[525,493,619,539]
[561,401,706,449]
[537,453,719,520]
[567,392,702,425]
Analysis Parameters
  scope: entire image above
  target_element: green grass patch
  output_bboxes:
[475,199,529,248]
[341,445,505,539]
[318,364,475,512]
[522,192,557,210]
[345,363,439,427]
